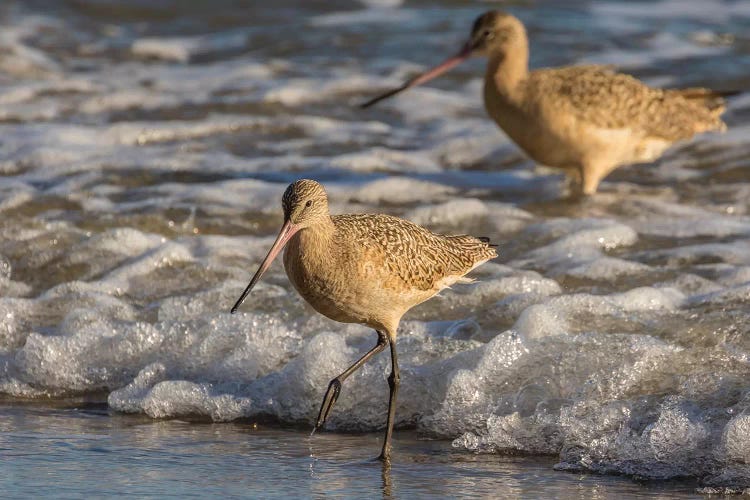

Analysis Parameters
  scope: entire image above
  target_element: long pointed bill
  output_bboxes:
[230,220,300,314]
[360,43,474,108]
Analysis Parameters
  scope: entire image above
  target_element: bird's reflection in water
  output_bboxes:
[381,460,393,498]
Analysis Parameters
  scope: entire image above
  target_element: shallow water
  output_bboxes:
[1,401,702,498]
[1,0,750,495]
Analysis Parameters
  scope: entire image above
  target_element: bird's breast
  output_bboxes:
[283,233,370,325]
[483,79,582,168]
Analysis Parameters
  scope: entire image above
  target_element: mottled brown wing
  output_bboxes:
[332,214,496,291]
[527,66,726,141]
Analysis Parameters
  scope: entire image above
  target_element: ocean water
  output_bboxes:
[1,402,703,499]
[0,0,749,496]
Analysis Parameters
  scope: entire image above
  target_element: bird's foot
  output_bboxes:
[313,378,342,432]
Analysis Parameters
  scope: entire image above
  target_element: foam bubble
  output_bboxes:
[131,32,249,63]
[406,198,489,227]
[350,177,457,205]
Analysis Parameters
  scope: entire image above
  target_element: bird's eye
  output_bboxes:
[305,200,313,208]
[484,30,494,40]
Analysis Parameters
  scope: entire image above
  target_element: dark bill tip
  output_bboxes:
[360,83,410,109]
[359,43,474,109]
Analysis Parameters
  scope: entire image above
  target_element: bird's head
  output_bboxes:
[466,11,526,58]
[360,10,527,108]
[282,179,330,229]
[230,179,329,314]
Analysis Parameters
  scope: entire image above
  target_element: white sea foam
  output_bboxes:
[331,148,441,174]
[132,31,249,63]
[350,177,457,205]
[582,31,728,69]
[512,218,639,275]
[591,0,750,24]
[311,7,414,28]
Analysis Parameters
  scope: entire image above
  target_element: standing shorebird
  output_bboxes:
[362,11,731,195]
[231,179,496,462]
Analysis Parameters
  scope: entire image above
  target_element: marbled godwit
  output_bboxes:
[231,179,496,462]
[362,11,731,195]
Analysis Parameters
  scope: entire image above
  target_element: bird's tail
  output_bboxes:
[667,87,739,132]
[477,236,499,248]
[672,87,740,113]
